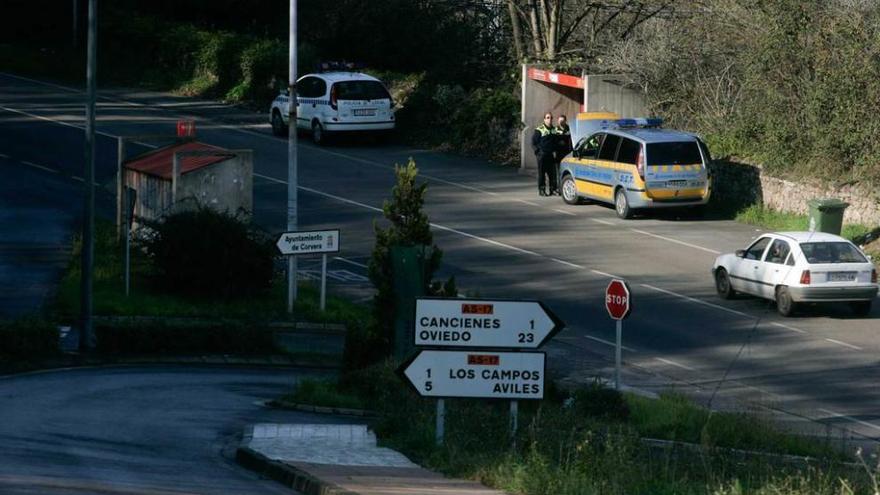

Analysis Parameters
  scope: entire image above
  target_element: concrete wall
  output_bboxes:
[584,75,647,117]
[520,65,582,175]
[177,152,253,219]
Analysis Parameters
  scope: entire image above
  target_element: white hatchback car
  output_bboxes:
[269,71,395,144]
[712,232,878,316]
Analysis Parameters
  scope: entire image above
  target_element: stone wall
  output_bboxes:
[709,160,880,227]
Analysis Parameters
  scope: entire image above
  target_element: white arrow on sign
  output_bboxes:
[399,350,545,399]
[414,298,563,349]
[276,229,340,255]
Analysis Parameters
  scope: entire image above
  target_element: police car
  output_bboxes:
[269,69,395,144]
[559,114,711,219]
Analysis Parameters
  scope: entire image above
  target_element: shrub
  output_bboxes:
[571,381,630,422]
[139,207,275,300]
[0,318,59,360]
[95,319,275,354]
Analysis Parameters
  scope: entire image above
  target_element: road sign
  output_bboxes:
[276,229,340,255]
[414,298,563,349]
[605,279,631,320]
[399,350,545,399]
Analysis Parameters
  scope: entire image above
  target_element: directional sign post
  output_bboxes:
[276,229,340,311]
[400,350,546,400]
[414,299,563,349]
[605,279,632,390]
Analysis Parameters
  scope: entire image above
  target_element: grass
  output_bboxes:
[281,364,869,494]
[280,378,366,410]
[54,221,370,325]
[735,205,875,243]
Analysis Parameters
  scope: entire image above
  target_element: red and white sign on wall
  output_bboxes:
[605,279,632,320]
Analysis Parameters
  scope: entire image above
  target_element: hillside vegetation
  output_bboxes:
[3,0,880,183]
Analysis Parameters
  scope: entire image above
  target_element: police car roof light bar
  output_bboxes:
[612,117,663,129]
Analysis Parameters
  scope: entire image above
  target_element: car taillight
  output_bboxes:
[330,85,338,110]
[872,269,877,283]
[636,147,645,180]
[800,270,811,285]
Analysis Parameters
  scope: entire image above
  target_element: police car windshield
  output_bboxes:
[646,142,702,165]
[334,81,390,101]
[800,242,867,264]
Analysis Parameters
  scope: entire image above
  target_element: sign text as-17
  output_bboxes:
[414,298,563,349]
[276,229,340,255]
[399,350,545,399]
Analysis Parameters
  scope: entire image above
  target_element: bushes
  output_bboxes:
[0,318,59,360]
[139,207,275,300]
[95,320,275,354]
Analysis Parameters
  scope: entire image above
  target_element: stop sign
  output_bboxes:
[605,279,631,320]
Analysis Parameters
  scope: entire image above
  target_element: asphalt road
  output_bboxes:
[0,365,340,494]
[1,72,878,445]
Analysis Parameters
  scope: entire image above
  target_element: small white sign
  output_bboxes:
[415,299,562,349]
[276,229,340,255]
[400,350,545,399]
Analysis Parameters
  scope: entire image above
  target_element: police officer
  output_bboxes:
[532,112,557,196]
[554,115,572,195]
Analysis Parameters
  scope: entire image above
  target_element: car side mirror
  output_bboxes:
[572,149,580,159]
[735,249,745,258]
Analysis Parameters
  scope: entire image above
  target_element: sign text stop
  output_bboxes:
[605,279,631,320]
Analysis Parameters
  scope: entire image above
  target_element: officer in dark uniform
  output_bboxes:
[531,112,557,196]
[554,115,572,195]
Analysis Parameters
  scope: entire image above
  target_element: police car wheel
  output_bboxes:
[615,189,633,219]
[312,121,326,145]
[271,111,287,137]
[561,175,580,205]
[715,268,735,299]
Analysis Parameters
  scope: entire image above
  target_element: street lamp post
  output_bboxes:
[286,0,299,313]
[80,0,97,351]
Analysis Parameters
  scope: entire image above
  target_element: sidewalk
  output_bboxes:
[237,423,507,495]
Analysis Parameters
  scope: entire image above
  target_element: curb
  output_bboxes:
[236,431,359,495]
[267,399,377,418]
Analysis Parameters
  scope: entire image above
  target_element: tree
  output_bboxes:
[505,0,679,63]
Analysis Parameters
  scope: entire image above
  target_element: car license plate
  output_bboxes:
[353,108,375,116]
[667,179,687,188]
[828,272,856,282]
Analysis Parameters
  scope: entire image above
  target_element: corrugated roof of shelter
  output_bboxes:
[124,141,232,179]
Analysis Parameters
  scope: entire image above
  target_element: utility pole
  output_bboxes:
[286,0,299,313]
[80,0,97,352]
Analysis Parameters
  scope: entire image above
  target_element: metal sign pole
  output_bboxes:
[124,190,130,297]
[320,253,327,311]
[510,400,518,447]
[286,0,299,313]
[615,319,622,390]
[435,399,445,446]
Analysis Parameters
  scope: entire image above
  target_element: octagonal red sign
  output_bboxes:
[605,279,631,320]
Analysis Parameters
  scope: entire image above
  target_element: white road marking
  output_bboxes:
[655,357,696,371]
[584,335,638,352]
[71,176,84,182]
[554,208,576,216]
[770,322,808,334]
[630,228,722,254]
[591,218,615,226]
[590,269,619,279]
[640,283,752,318]
[0,153,9,159]
[254,172,286,184]
[21,161,58,173]
[550,258,584,269]
[819,408,880,432]
[333,256,368,269]
[824,338,862,351]
[0,104,120,140]
[516,199,539,207]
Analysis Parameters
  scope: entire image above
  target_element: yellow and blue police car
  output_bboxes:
[559,114,712,219]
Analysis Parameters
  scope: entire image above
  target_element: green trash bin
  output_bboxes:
[807,198,849,235]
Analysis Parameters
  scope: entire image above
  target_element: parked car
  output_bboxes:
[269,71,395,145]
[560,116,711,219]
[712,232,878,316]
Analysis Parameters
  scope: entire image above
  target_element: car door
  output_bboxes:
[759,239,793,298]
[571,133,605,199]
[295,76,319,129]
[731,236,772,296]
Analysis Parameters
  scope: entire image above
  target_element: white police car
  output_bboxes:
[269,70,395,144]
